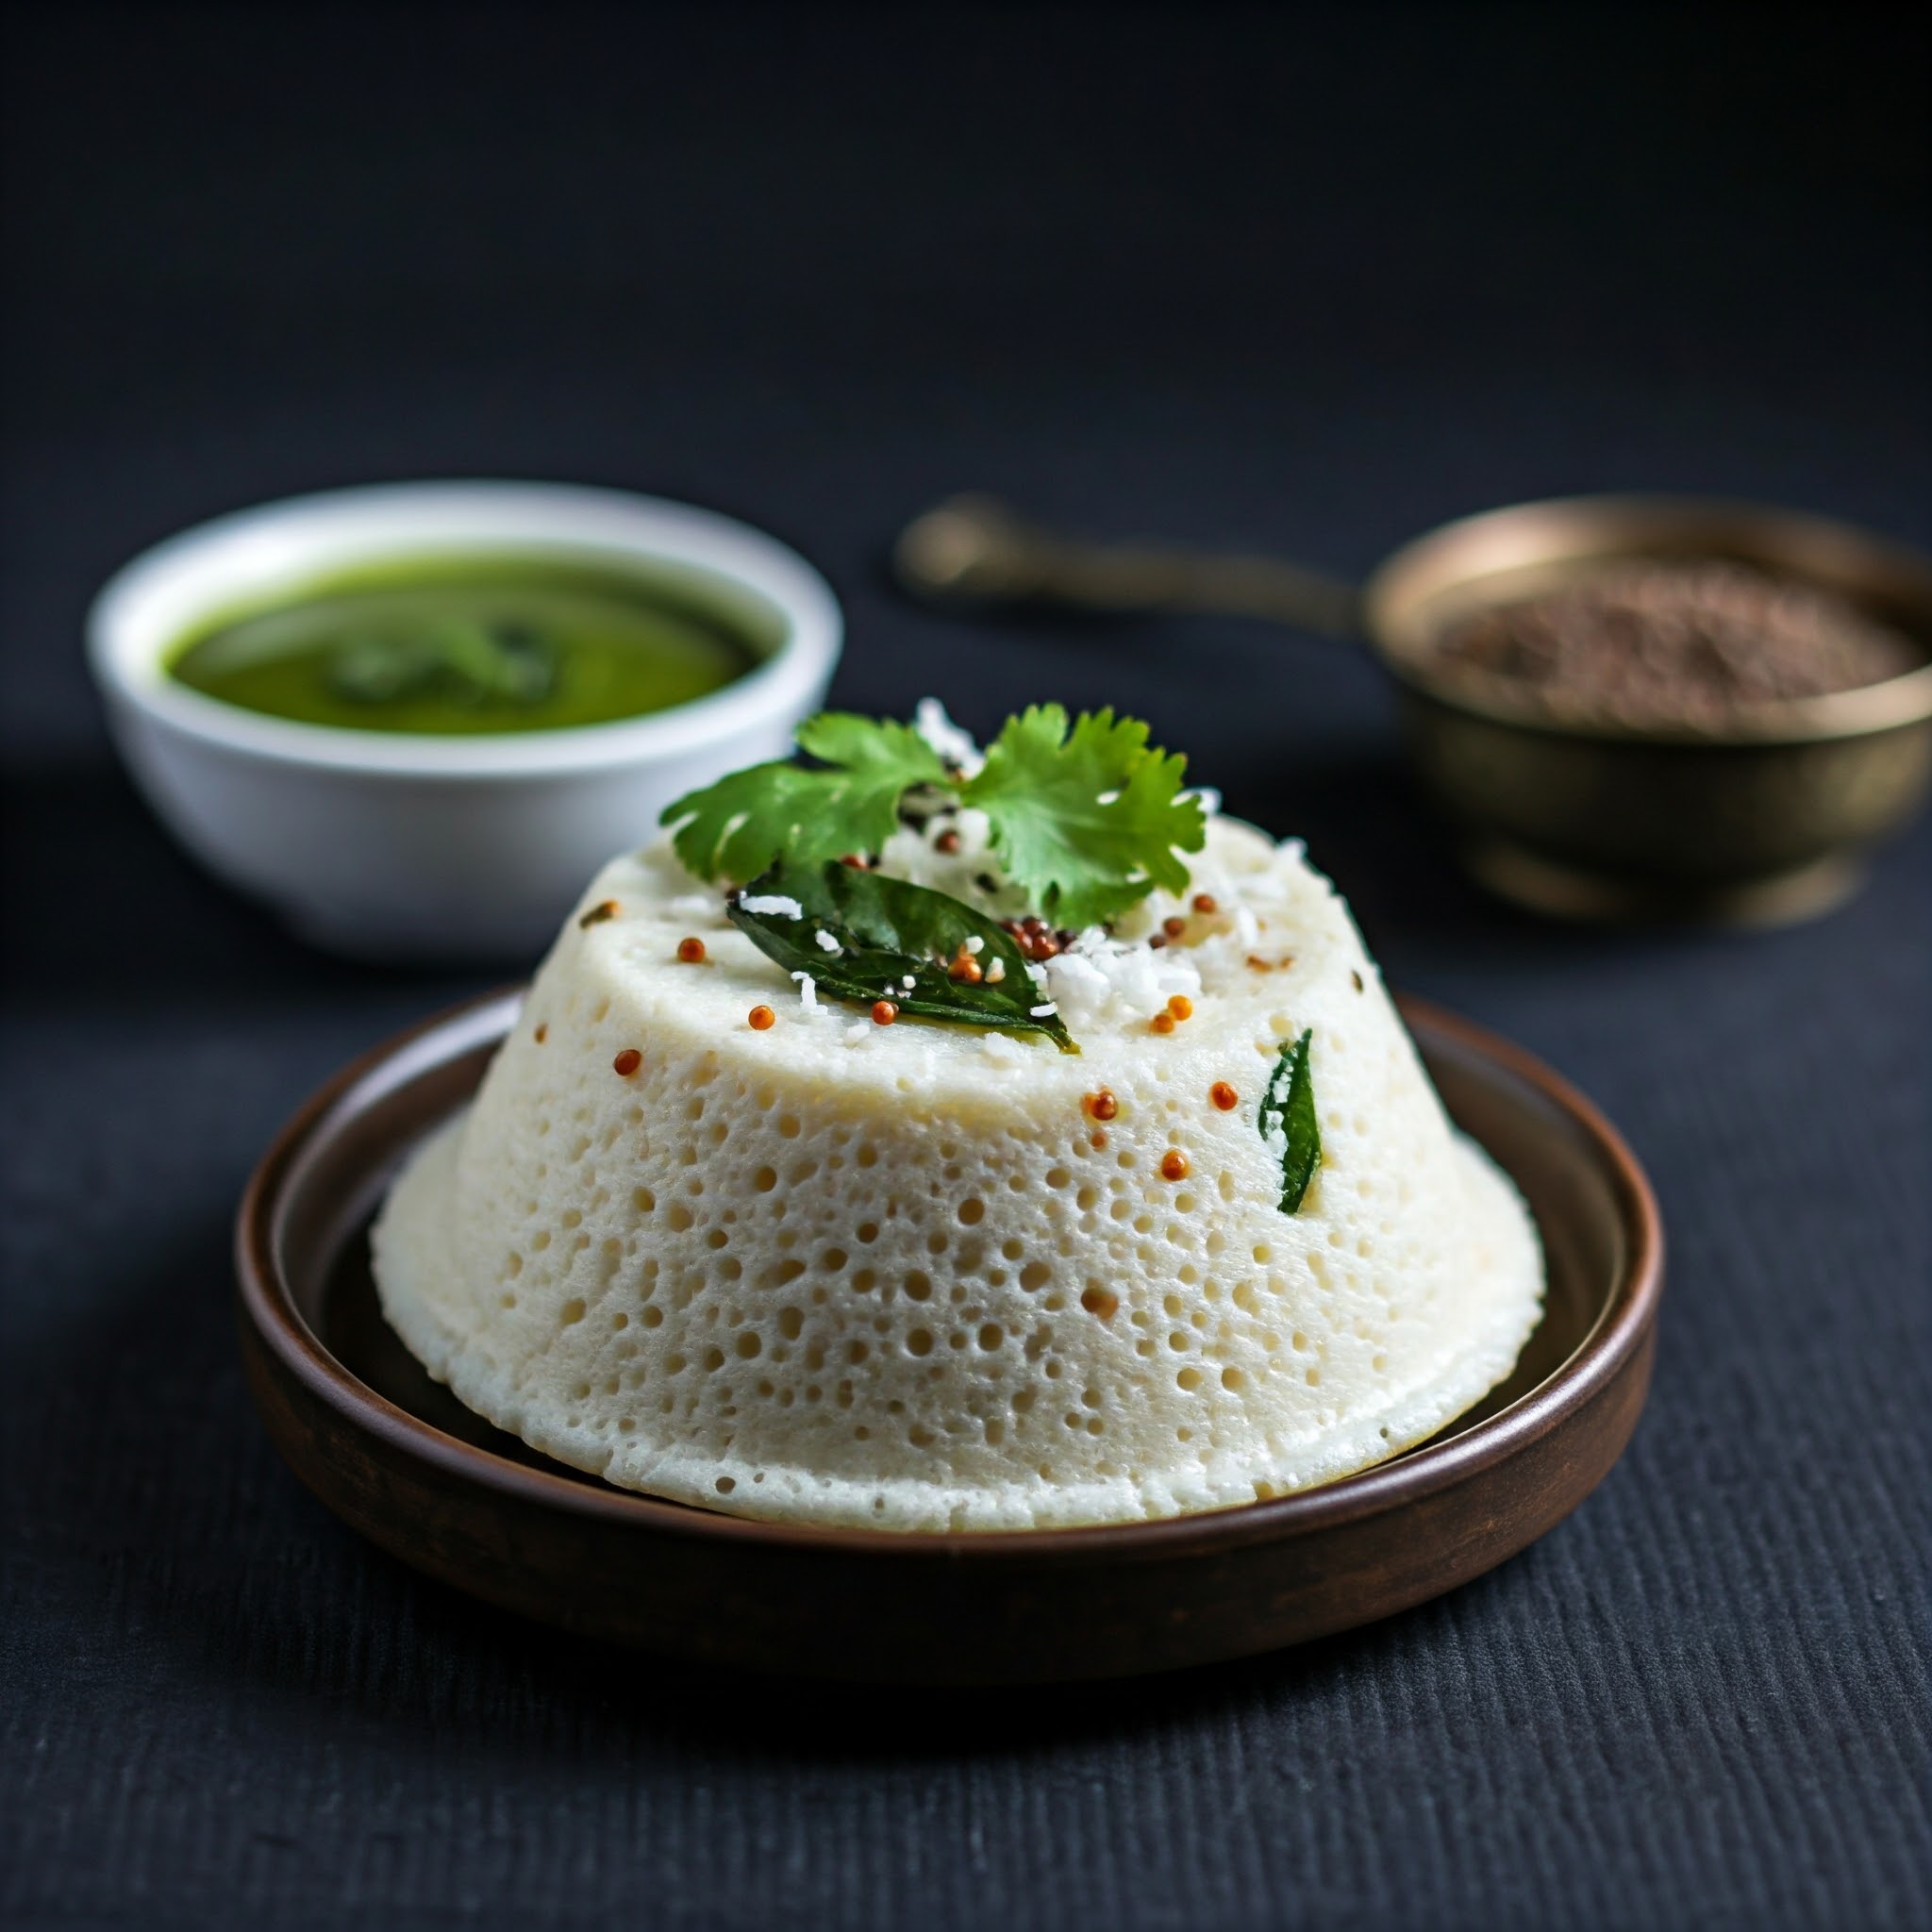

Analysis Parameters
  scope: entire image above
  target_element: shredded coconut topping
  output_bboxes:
[1043,924,1207,1030]
[913,697,985,776]
[739,893,804,919]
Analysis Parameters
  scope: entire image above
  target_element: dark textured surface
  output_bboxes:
[2,7,1927,1928]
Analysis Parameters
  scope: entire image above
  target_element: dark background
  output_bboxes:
[3,6,1927,1929]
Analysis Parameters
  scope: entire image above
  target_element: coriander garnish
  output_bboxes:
[663,703,1206,928]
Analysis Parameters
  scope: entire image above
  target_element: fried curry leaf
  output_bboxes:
[661,713,946,883]
[1259,1027,1321,1213]
[959,704,1206,928]
[725,859,1076,1053]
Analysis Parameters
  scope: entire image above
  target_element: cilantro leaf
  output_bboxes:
[726,859,1076,1052]
[960,705,1206,928]
[794,711,949,826]
[661,713,946,882]
[1259,1028,1321,1213]
[661,703,1208,926]
[657,760,835,885]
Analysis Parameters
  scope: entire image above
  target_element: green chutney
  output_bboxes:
[166,553,765,735]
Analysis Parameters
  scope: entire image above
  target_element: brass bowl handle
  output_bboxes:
[893,493,1361,639]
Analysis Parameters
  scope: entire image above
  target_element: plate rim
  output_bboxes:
[237,988,1663,1566]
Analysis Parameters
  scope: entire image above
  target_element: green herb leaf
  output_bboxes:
[960,704,1207,928]
[325,619,557,708]
[657,761,836,885]
[1259,1028,1321,1213]
[726,859,1076,1052]
[661,713,946,882]
[661,704,1208,926]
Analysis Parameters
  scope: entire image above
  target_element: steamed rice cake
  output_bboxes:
[374,791,1542,1531]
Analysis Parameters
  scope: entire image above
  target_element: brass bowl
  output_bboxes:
[1362,497,1932,924]
[896,491,1932,925]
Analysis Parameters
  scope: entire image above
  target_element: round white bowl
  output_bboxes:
[88,481,842,960]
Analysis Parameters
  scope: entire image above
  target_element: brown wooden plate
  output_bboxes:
[237,990,1661,1684]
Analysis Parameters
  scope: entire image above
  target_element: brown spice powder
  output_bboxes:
[1433,561,1917,728]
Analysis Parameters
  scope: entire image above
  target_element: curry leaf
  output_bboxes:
[1259,1028,1321,1213]
[726,859,1076,1052]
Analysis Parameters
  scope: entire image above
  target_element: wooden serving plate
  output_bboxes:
[237,991,1661,1684]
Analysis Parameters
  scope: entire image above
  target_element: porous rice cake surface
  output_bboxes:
[373,819,1543,1530]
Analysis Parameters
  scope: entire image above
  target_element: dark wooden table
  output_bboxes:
[3,8,1926,1928]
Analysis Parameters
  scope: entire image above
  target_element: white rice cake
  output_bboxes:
[374,818,1542,1530]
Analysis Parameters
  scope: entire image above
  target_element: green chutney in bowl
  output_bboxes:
[90,481,841,958]
[167,553,760,736]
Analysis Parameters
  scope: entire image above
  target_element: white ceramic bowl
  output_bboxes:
[89,481,842,960]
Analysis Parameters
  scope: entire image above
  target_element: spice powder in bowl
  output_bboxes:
[1431,561,1920,730]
